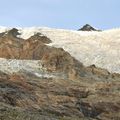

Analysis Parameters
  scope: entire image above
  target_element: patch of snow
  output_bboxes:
[34,72,55,78]
[0,58,44,74]
[17,27,50,39]
[0,26,10,33]
[0,58,62,79]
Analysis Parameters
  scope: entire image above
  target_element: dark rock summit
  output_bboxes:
[78,24,101,31]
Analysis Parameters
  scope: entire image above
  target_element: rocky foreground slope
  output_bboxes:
[0,28,120,120]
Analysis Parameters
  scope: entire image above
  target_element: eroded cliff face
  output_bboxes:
[0,28,120,120]
[0,71,120,120]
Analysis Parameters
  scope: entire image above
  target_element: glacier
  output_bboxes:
[0,27,120,73]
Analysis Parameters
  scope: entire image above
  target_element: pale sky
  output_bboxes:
[0,0,120,30]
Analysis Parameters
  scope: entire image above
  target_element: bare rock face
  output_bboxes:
[0,29,51,59]
[0,28,24,59]
[0,28,120,120]
[0,71,120,120]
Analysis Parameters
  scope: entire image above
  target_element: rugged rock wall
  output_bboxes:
[0,28,86,80]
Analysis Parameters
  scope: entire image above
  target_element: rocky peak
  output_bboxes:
[27,33,51,44]
[78,24,101,31]
[7,28,20,38]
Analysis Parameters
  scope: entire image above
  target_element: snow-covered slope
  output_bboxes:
[40,28,120,73]
[0,27,120,73]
